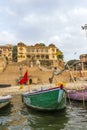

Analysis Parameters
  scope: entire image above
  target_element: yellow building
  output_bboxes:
[80,54,87,70]
[17,42,62,67]
[0,44,13,62]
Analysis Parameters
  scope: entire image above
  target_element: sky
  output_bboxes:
[0,0,87,61]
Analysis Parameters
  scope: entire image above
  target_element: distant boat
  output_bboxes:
[0,84,11,88]
[22,87,66,111]
[0,95,12,109]
[67,89,87,101]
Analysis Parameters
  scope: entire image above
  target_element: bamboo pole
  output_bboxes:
[66,63,78,90]
[67,63,85,107]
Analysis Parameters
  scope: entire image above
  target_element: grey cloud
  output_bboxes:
[0,0,87,61]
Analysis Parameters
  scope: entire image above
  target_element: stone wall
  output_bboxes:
[0,56,7,72]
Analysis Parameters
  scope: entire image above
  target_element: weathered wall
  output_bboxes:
[0,56,7,72]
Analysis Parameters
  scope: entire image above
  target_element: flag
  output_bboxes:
[18,70,28,84]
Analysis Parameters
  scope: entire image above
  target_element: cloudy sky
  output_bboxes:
[0,0,87,61]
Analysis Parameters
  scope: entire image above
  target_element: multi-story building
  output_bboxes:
[0,44,13,62]
[80,54,87,70]
[80,54,87,62]
[72,54,87,77]
[17,42,63,67]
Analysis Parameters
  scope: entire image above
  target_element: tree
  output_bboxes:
[39,43,46,46]
[56,49,63,60]
[34,43,46,46]
[67,59,78,66]
[12,46,17,62]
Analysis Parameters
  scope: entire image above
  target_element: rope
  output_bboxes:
[67,91,73,111]
[66,64,78,90]
[82,89,85,107]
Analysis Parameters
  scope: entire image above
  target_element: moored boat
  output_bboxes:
[0,95,12,109]
[67,89,87,101]
[22,87,66,111]
[0,84,11,88]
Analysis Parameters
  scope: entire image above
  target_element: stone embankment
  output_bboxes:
[1,62,87,95]
[0,62,70,95]
[0,62,70,86]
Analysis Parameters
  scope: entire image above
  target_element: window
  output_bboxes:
[45,49,48,52]
[19,47,23,50]
[46,55,49,59]
[41,55,44,59]
[52,55,55,58]
[27,55,31,58]
[32,49,34,52]
[52,48,55,52]
[36,49,38,52]
[36,55,40,59]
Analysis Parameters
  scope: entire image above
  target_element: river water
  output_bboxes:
[0,95,87,130]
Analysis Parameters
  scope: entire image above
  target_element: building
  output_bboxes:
[71,54,87,77]
[0,44,13,62]
[72,54,87,71]
[80,54,87,70]
[17,42,63,67]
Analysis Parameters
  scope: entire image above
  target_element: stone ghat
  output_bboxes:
[0,84,55,95]
[65,81,87,90]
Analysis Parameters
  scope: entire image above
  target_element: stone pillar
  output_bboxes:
[81,62,84,71]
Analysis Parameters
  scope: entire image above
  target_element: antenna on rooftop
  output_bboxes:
[81,24,87,37]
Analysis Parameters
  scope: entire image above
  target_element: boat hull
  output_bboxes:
[0,95,12,109]
[0,100,10,109]
[22,87,66,111]
[67,89,87,101]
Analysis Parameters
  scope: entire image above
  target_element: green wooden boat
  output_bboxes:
[22,87,66,111]
[0,95,12,109]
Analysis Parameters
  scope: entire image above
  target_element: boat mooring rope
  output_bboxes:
[67,91,73,111]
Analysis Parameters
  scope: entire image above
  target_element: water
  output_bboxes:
[0,95,87,130]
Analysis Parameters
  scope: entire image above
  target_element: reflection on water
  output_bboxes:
[0,95,87,130]
[0,104,12,116]
[22,108,68,130]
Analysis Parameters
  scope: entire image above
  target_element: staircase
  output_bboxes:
[0,63,26,86]
[0,62,70,86]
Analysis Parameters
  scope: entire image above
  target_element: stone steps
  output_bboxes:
[0,63,70,86]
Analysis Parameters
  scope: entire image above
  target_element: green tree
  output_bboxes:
[12,46,17,62]
[39,43,46,46]
[67,59,79,66]
[56,49,63,60]
[35,43,46,46]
